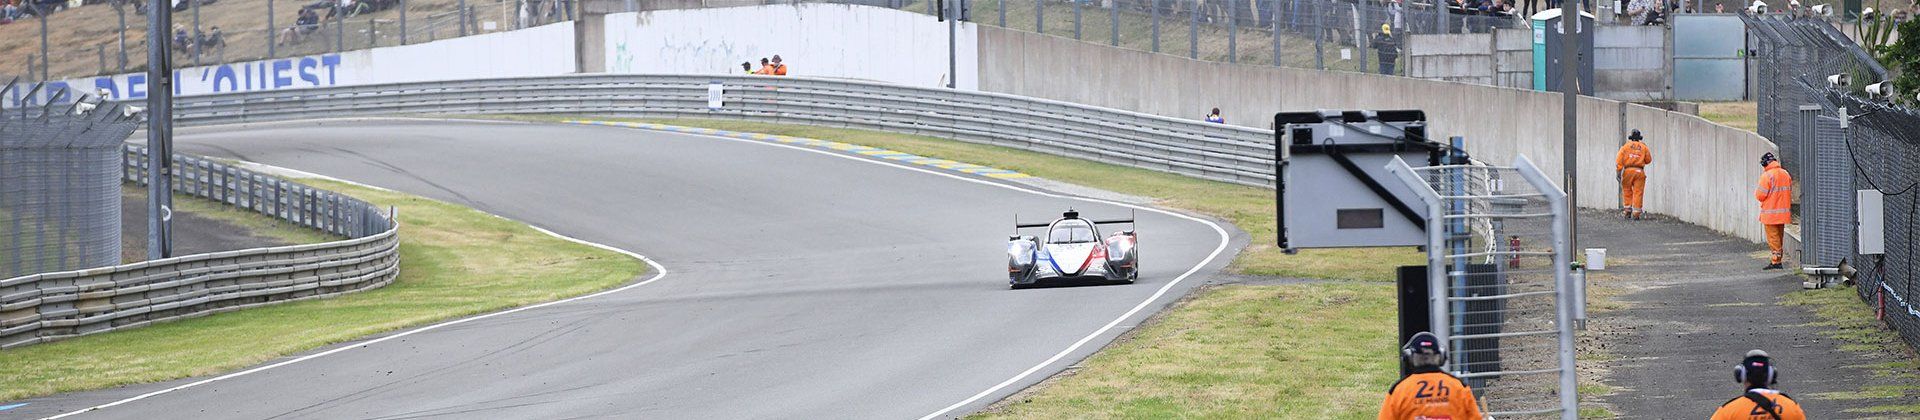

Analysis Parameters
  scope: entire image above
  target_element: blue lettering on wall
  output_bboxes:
[321,54,341,84]
[299,57,320,86]
[129,74,148,99]
[94,78,118,99]
[272,60,294,88]
[212,65,239,93]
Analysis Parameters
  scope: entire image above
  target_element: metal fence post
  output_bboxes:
[400,0,409,45]
[37,6,49,80]
[1228,0,1237,63]
[193,0,203,66]
[999,0,1006,26]
[369,18,377,47]
[1271,0,1280,66]
[1189,0,1198,59]
[268,0,277,59]
[1111,0,1119,46]
[458,0,470,36]
[117,3,129,72]
[1074,0,1082,39]
[1314,0,1324,70]
[1036,0,1043,33]
[1152,0,1161,52]
[1359,1,1369,73]
[336,9,347,52]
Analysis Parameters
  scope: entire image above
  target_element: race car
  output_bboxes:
[1007,209,1137,289]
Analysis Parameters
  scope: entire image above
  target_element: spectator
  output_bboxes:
[754,57,772,75]
[173,25,193,51]
[1388,0,1405,31]
[1714,2,1726,12]
[1205,108,1225,124]
[200,25,225,52]
[740,61,753,74]
[281,8,320,45]
[2,2,17,22]
[770,55,788,76]
[1372,24,1399,75]
[1627,0,1658,25]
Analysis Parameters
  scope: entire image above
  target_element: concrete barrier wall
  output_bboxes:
[1594,25,1671,102]
[1494,28,1533,89]
[981,26,1773,242]
[600,4,979,89]
[1408,33,1496,85]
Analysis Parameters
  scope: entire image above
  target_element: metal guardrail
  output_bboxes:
[0,145,398,349]
[170,74,1281,187]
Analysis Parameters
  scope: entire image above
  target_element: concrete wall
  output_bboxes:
[1593,25,1672,102]
[600,4,979,89]
[1408,34,1496,86]
[980,26,1774,242]
[1494,28,1533,89]
[1406,26,1668,100]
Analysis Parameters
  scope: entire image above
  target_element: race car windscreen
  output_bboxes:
[1048,221,1097,243]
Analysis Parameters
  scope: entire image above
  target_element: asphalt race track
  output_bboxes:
[15,119,1242,419]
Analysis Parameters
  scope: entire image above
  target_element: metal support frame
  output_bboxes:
[1387,154,1579,419]
[145,0,176,260]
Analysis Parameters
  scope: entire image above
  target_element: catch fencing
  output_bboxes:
[0,82,142,279]
[0,143,398,349]
[1742,14,1920,350]
[4,0,574,82]
[1390,155,1578,418]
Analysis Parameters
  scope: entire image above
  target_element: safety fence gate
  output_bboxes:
[1387,155,1579,418]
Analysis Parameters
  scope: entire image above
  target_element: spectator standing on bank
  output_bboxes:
[1372,24,1399,76]
[770,55,788,76]
[1205,108,1225,124]
[754,58,773,75]
[740,61,753,74]
[1627,0,1660,25]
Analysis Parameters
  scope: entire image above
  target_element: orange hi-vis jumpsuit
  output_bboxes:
[1379,368,1483,420]
[1616,140,1652,214]
[771,63,788,75]
[1756,161,1793,265]
[1710,389,1806,420]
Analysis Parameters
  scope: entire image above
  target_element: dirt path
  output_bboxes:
[1582,209,1915,418]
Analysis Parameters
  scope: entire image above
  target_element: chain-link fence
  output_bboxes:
[1390,156,1578,418]
[0,0,575,82]
[0,81,143,279]
[1743,14,1920,351]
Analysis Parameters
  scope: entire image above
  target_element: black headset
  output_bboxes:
[1759,152,1777,168]
[1735,354,1779,386]
[1401,332,1446,360]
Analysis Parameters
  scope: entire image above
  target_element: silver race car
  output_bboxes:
[1007,210,1138,289]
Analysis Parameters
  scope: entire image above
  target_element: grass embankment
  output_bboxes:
[0,180,647,402]
[478,115,1416,417]
[487,115,1425,281]
[1783,287,1920,415]
[1699,102,1759,132]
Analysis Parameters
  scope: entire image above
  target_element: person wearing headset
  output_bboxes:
[1379,332,1484,420]
[1711,350,1806,420]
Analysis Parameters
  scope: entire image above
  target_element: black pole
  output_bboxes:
[117,2,129,71]
[37,4,49,80]
[400,0,408,45]
[268,0,276,58]
[146,0,175,260]
[1152,0,1160,52]
[1189,0,1198,59]
[192,0,202,66]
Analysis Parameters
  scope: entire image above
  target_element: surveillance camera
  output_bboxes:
[1862,7,1877,18]
[1749,1,1770,14]
[1868,81,1896,97]
[1811,4,1830,15]
[1829,74,1851,87]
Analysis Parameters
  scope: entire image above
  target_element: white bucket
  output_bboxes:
[1584,248,1607,270]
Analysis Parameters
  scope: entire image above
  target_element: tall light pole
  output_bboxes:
[146,0,176,260]
[944,0,958,89]
[1560,0,1579,260]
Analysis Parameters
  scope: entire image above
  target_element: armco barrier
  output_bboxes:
[170,74,1280,187]
[0,146,398,349]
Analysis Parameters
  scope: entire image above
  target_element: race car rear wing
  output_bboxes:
[1015,209,1135,229]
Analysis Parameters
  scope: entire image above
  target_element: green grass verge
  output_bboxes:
[1699,102,1758,133]
[1782,287,1920,415]
[972,283,1397,418]
[124,185,338,247]
[477,115,1424,282]
[0,180,648,402]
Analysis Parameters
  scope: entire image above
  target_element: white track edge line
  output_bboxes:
[582,124,1233,420]
[44,185,669,420]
